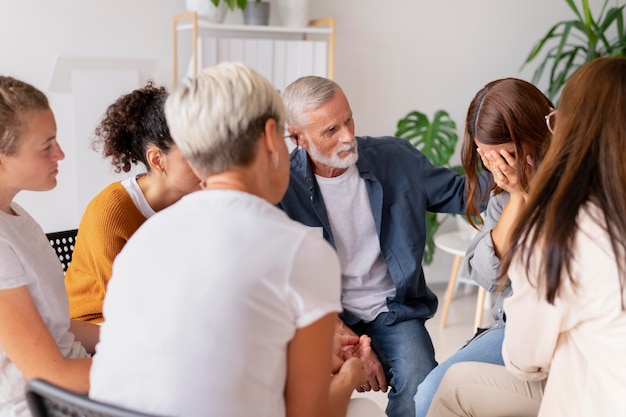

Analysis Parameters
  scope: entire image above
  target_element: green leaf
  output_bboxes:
[395,110,460,265]
[524,23,562,63]
[213,0,260,11]
[395,110,458,167]
[523,0,626,101]
[548,49,578,99]
[565,0,585,22]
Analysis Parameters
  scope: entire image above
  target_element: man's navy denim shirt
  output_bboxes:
[278,136,490,326]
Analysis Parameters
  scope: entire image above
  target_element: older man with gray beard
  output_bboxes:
[278,76,484,417]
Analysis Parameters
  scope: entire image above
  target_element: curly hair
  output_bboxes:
[92,81,172,173]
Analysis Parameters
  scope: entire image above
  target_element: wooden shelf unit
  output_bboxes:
[173,12,335,87]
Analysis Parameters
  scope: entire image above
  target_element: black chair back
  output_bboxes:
[25,379,159,417]
[45,229,78,274]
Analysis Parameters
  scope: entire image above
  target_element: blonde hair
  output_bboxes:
[165,62,285,177]
[0,76,49,155]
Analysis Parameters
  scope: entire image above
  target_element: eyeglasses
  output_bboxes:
[545,109,557,134]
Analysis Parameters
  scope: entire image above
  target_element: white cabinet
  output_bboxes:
[173,12,335,92]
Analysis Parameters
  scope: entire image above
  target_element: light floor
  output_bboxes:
[351,282,494,411]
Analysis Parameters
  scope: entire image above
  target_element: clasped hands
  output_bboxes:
[332,320,388,393]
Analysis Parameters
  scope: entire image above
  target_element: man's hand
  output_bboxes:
[332,334,360,373]
[334,319,388,392]
[349,334,388,392]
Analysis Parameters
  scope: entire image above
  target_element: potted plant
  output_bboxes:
[523,0,625,101]
[185,0,267,24]
[211,0,269,26]
[209,0,258,10]
[395,110,463,265]
[185,0,228,22]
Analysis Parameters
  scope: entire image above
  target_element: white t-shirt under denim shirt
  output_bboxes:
[316,164,396,322]
[0,203,89,417]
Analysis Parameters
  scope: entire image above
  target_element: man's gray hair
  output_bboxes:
[281,76,341,129]
[165,61,285,177]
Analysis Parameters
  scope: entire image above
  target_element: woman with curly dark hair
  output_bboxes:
[65,81,200,324]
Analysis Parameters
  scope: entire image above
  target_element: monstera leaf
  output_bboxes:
[395,110,458,167]
[395,109,460,265]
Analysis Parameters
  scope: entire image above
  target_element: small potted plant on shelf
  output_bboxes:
[215,0,269,26]
[185,0,228,22]
[209,0,257,10]
[185,0,268,25]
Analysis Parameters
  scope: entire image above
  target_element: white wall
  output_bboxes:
[0,0,605,282]
[1,0,185,232]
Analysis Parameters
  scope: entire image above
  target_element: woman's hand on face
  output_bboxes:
[478,148,524,197]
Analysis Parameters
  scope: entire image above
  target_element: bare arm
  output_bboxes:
[330,357,367,417]
[329,330,369,417]
[285,313,337,417]
[0,286,91,392]
[69,320,100,354]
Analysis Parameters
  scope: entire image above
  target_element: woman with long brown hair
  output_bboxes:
[427,56,626,417]
[415,77,553,416]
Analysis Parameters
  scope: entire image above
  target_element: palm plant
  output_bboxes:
[395,110,462,265]
[524,0,626,101]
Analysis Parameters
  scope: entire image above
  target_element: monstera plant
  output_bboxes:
[395,110,462,265]
[524,0,626,101]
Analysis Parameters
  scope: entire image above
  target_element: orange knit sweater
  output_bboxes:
[65,182,147,323]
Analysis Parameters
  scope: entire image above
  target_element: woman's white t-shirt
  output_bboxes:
[0,203,88,417]
[90,190,342,417]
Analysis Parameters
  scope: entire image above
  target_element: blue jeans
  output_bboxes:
[349,313,437,417]
[413,327,505,417]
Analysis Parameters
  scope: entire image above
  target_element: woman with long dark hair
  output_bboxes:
[414,77,553,416]
[427,56,626,417]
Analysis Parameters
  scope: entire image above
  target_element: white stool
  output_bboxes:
[435,230,487,329]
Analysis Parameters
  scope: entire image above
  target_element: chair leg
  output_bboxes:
[439,255,462,328]
[473,287,487,330]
